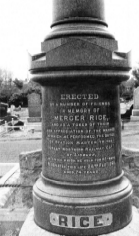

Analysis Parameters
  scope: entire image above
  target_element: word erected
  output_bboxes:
[61,94,99,100]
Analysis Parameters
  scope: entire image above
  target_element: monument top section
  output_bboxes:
[51,0,106,27]
[30,0,131,85]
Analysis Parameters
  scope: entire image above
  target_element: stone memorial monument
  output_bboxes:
[131,87,139,121]
[27,92,41,122]
[27,0,132,235]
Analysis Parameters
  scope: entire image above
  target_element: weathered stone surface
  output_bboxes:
[133,87,139,109]
[20,168,42,187]
[27,0,132,233]
[19,150,42,207]
[28,93,41,118]
[19,150,42,170]
[122,146,139,208]
[21,187,33,208]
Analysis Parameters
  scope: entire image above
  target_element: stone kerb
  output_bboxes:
[122,146,139,208]
[19,150,42,207]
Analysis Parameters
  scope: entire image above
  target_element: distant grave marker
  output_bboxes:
[131,87,139,119]
[134,87,139,109]
[0,103,8,118]
[27,93,41,122]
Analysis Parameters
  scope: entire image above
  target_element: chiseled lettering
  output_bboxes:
[90,115,107,121]
[50,213,113,228]
[80,217,89,227]
[59,215,68,227]
[54,115,85,122]
[60,94,99,100]
[88,94,99,100]
[94,215,103,227]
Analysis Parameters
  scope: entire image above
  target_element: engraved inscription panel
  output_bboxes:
[43,85,121,182]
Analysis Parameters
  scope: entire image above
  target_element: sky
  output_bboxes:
[0,0,139,80]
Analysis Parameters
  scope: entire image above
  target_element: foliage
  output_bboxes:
[131,63,139,87]
[24,80,41,95]
[8,93,23,107]
[0,69,14,103]
[0,67,42,107]
[13,78,23,90]
[119,77,135,101]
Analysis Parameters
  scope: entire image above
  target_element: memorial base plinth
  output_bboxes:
[19,207,138,236]
[32,175,132,236]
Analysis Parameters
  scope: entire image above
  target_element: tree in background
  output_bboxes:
[24,80,41,95]
[8,80,41,107]
[131,63,139,87]
[13,78,23,90]
[0,67,41,107]
[119,62,139,101]
[8,93,23,107]
[119,77,135,101]
[0,68,13,103]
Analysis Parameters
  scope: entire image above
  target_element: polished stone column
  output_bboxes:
[30,0,132,235]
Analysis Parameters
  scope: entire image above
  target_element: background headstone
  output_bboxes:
[27,93,41,122]
[133,87,139,109]
[0,103,8,118]
[131,87,139,119]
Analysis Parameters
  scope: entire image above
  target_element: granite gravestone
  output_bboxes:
[133,87,139,109]
[27,93,41,122]
[131,87,139,120]
[29,0,132,235]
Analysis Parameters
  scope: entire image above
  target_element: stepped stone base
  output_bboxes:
[19,207,139,236]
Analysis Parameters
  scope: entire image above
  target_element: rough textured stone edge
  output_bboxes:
[19,207,139,236]
[122,146,139,156]
[19,149,42,156]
